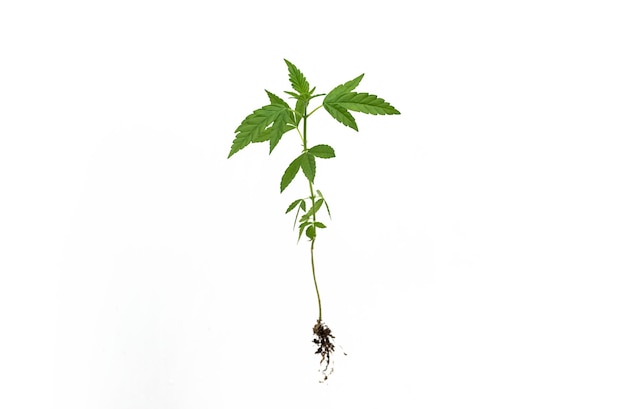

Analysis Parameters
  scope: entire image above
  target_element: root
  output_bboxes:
[312,320,336,382]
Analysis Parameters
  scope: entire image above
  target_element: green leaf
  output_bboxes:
[265,90,290,107]
[330,92,400,115]
[280,155,302,192]
[294,98,307,126]
[284,59,310,95]
[300,198,324,222]
[298,221,310,242]
[293,207,302,229]
[305,225,316,240]
[267,110,293,154]
[316,189,332,219]
[285,198,307,229]
[286,198,306,229]
[313,222,327,228]
[263,91,295,153]
[285,199,303,214]
[323,103,358,130]
[228,132,254,157]
[252,111,293,150]
[322,73,399,131]
[308,144,335,159]
[235,105,284,139]
[253,126,272,143]
[312,198,324,216]
[300,152,316,183]
[326,74,364,98]
[228,103,291,158]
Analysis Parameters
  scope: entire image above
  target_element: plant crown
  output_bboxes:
[228,59,400,241]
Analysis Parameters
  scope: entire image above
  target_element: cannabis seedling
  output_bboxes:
[227,60,400,380]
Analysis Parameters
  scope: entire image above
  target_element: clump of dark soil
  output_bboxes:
[312,320,336,381]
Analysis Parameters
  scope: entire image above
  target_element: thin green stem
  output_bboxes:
[296,126,304,145]
[303,105,323,322]
[311,238,322,321]
[307,104,323,117]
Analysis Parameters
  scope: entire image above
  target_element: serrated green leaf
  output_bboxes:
[300,198,324,222]
[326,74,364,99]
[323,103,358,130]
[235,106,286,136]
[286,199,303,214]
[316,190,332,219]
[265,90,290,107]
[305,225,316,240]
[228,133,253,157]
[268,110,293,153]
[284,59,310,95]
[331,92,400,115]
[280,155,302,192]
[294,98,306,126]
[313,222,327,228]
[264,91,295,153]
[321,74,399,131]
[312,198,324,215]
[287,199,307,229]
[288,199,307,229]
[322,74,363,129]
[308,144,335,159]
[298,221,310,242]
[253,126,272,143]
[253,112,294,148]
[228,103,291,158]
[300,152,316,183]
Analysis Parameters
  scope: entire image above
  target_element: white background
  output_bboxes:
[1,0,625,407]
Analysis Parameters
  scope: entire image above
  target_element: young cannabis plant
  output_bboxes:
[227,59,400,380]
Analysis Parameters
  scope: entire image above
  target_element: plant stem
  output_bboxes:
[303,105,323,322]
[311,238,322,321]
[307,104,323,117]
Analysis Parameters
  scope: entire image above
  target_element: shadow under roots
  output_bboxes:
[312,320,336,381]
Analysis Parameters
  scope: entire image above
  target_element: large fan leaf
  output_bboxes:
[323,74,400,130]
[228,93,293,158]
